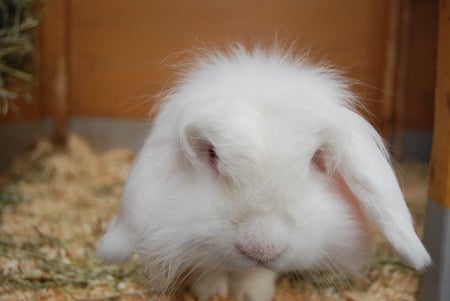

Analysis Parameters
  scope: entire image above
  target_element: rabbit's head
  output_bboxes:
[98,46,430,289]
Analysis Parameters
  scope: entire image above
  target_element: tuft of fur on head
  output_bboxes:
[97,44,430,294]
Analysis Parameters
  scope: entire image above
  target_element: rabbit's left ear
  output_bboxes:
[324,107,431,270]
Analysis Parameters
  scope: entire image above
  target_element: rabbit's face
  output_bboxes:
[98,47,430,287]
[164,98,370,273]
[116,96,370,278]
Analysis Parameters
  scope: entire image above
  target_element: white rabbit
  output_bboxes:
[97,45,431,301]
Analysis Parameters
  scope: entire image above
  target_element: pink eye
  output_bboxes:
[208,145,218,167]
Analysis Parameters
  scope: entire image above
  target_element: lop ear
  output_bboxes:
[325,107,431,270]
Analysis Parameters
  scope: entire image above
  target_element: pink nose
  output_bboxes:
[235,214,288,263]
[237,242,286,263]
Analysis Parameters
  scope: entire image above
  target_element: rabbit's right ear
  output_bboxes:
[322,106,431,270]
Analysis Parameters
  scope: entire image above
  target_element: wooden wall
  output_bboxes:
[66,0,389,124]
[403,0,438,132]
[429,0,450,207]
[1,0,438,139]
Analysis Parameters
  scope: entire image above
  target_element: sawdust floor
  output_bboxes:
[0,134,430,301]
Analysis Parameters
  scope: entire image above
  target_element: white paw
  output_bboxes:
[229,268,277,301]
[189,270,229,301]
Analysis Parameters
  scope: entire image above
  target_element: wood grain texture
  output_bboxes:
[68,0,388,124]
[429,0,450,208]
[402,0,438,132]
[2,0,436,135]
[380,0,402,139]
[39,0,70,144]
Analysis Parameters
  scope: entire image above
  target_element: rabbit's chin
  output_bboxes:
[223,253,372,275]
[140,240,372,297]
[139,227,373,290]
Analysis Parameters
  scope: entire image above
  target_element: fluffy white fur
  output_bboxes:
[97,46,431,301]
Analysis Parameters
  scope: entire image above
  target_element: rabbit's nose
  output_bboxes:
[236,241,287,263]
[235,214,288,263]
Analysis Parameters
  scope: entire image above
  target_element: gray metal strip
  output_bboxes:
[418,199,450,301]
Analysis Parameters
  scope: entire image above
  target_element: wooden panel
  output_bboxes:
[69,0,389,123]
[429,0,450,208]
[402,0,438,131]
[38,0,69,143]
[4,0,437,136]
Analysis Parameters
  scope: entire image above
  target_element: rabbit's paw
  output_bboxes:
[229,268,277,301]
[189,271,228,301]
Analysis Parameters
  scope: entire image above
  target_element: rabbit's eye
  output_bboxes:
[311,149,324,171]
[208,145,218,167]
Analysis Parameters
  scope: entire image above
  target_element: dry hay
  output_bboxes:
[0,0,41,115]
[0,134,429,301]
